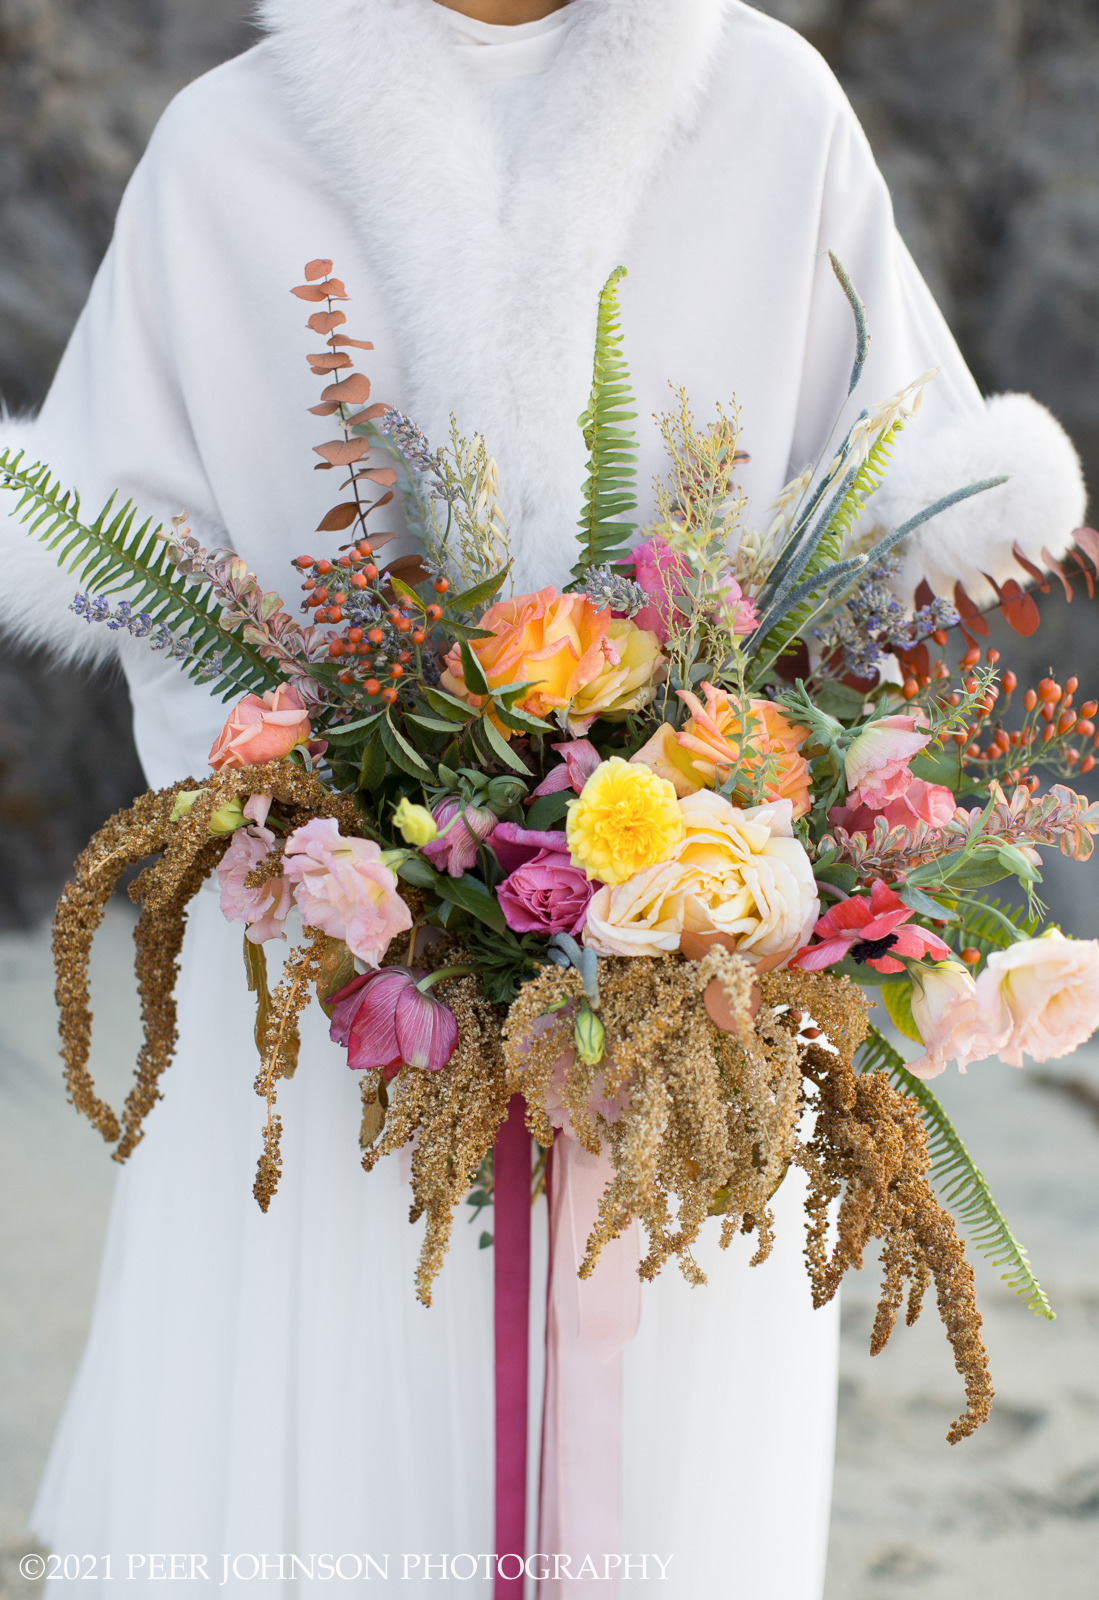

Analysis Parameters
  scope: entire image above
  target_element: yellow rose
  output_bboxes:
[567,757,685,886]
[583,792,819,963]
[631,684,812,817]
[566,620,664,733]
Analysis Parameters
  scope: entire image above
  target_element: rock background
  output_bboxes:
[0,0,1097,923]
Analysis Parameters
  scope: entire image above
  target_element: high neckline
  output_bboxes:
[440,6,572,82]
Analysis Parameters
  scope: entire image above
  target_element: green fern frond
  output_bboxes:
[957,897,1040,960]
[572,266,639,583]
[0,451,281,702]
[859,1024,1054,1321]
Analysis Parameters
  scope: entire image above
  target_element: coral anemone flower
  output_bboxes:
[328,967,458,1074]
[791,880,951,976]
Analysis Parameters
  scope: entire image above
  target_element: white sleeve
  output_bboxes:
[792,94,1086,606]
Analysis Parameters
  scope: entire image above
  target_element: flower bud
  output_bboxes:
[393,797,438,847]
[573,1006,606,1066]
[170,791,248,836]
[486,775,529,815]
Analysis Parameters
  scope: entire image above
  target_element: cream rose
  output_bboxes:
[583,792,819,963]
[975,931,1099,1066]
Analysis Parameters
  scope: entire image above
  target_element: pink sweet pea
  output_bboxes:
[530,739,603,799]
[712,573,761,637]
[208,685,312,771]
[328,967,458,1074]
[282,818,412,967]
[791,879,952,975]
[421,799,497,878]
[844,715,932,809]
[489,822,594,937]
[628,536,691,644]
[828,778,957,838]
[217,826,294,944]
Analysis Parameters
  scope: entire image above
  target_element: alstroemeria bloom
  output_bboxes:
[530,739,603,799]
[632,684,812,817]
[791,879,951,975]
[976,931,1099,1065]
[907,961,1006,1079]
[828,778,956,839]
[583,794,818,964]
[282,818,412,967]
[217,826,294,944]
[421,799,497,878]
[328,967,458,1074]
[440,588,615,733]
[844,715,932,809]
[208,684,312,771]
[489,822,594,937]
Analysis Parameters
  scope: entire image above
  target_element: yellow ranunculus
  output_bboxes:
[566,620,665,733]
[566,757,685,886]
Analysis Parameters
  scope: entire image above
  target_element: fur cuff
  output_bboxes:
[882,394,1087,609]
[0,416,120,666]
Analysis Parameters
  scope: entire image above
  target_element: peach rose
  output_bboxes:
[583,793,818,963]
[208,685,312,772]
[566,620,664,733]
[975,931,1099,1066]
[906,961,1006,1079]
[631,684,812,817]
[440,588,616,734]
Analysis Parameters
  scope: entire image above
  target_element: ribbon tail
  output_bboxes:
[494,1096,532,1596]
[539,1130,642,1598]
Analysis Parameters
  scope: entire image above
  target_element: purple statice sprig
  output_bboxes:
[71,593,227,683]
[815,555,959,679]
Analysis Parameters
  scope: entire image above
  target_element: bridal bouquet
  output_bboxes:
[7,256,1099,1445]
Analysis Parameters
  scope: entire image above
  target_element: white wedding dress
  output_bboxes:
[7,4,1082,1597]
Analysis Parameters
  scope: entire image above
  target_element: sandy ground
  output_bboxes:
[0,906,1097,1596]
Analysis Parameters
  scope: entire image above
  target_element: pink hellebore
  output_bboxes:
[489,822,594,938]
[844,715,932,810]
[791,879,952,976]
[421,799,497,878]
[217,826,294,944]
[208,684,312,772]
[828,778,956,839]
[282,817,412,967]
[529,739,603,799]
[328,967,458,1074]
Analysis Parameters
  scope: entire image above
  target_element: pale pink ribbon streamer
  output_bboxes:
[538,1131,642,1597]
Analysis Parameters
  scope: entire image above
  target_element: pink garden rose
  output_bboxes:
[844,715,932,810]
[906,961,1005,1079]
[282,818,412,967]
[208,684,312,771]
[976,932,1099,1065]
[489,822,594,938]
[829,777,956,839]
[422,799,497,878]
[328,967,458,1074]
[217,826,294,944]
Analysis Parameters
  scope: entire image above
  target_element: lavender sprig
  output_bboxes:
[815,556,959,678]
[71,593,226,682]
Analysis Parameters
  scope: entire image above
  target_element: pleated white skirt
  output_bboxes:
[34,889,838,1597]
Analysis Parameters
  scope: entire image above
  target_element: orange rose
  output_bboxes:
[441,588,614,734]
[208,684,312,771]
[631,684,812,817]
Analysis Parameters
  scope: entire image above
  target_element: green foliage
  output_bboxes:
[572,266,639,582]
[955,897,1040,960]
[0,451,279,701]
[859,1025,1055,1320]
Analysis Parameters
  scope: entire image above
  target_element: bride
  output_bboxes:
[1,0,1084,1594]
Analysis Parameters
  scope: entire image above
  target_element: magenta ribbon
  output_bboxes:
[494,1097,532,1596]
[493,1114,641,1599]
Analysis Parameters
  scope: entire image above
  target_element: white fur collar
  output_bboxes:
[257,0,730,590]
